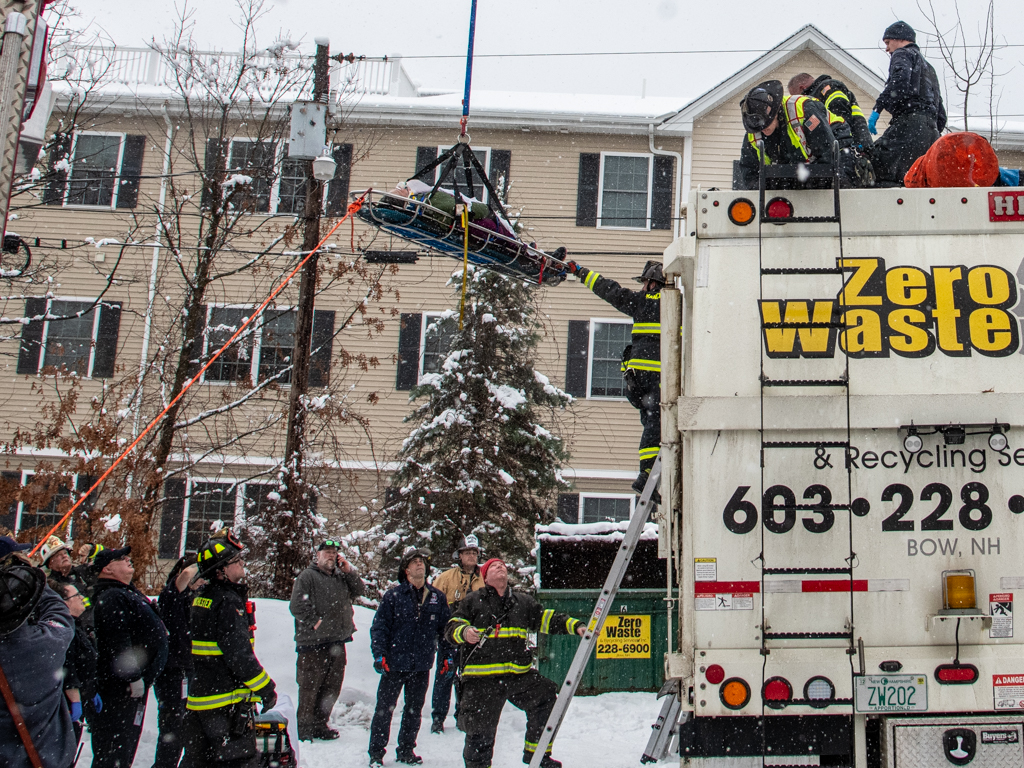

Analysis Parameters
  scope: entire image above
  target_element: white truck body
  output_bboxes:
[661,186,1024,767]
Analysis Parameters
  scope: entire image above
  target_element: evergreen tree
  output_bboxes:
[383,265,572,576]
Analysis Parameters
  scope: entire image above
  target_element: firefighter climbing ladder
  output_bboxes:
[528,455,662,768]
[755,142,857,766]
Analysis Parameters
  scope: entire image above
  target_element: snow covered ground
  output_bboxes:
[77,599,661,768]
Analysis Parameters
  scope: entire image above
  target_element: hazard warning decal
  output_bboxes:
[993,675,1024,709]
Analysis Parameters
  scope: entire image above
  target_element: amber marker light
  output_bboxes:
[942,569,977,611]
[720,678,751,710]
[727,198,756,226]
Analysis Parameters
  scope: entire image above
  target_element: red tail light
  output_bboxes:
[763,677,793,709]
[765,197,794,219]
[705,664,725,685]
[935,664,978,684]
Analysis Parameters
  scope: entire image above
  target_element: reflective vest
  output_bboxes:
[746,95,845,164]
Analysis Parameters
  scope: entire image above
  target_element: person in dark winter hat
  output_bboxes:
[869,21,946,184]
[0,536,30,559]
[0,558,76,768]
[429,534,485,733]
[152,555,204,768]
[562,258,665,500]
[446,557,586,768]
[49,579,99,745]
[289,537,364,741]
[91,546,169,768]
[368,548,450,767]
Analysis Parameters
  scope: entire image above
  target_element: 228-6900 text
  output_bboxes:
[722,482,1024,535]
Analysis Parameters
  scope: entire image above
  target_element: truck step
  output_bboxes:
[762,567,852,575]
[761,378,847,388]
[763,631,853,640]
[761,267,844,275]
[762,441,849,449]
[762,321,846,329]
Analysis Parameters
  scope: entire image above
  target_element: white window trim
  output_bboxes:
[14,470,84,535]
[177,476,244,557]
[586,317,631,401]
[201,304,296,387]
[228,139,340,217]
[578,493,636,524]
[418,311,456,383]
[596,151,653,231]
[435,145,491,202]
[37,297,103,378]
[63,131,126,210]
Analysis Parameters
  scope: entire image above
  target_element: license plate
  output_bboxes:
[855,674,928,712]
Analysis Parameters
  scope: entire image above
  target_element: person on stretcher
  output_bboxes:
[389,179,519,240]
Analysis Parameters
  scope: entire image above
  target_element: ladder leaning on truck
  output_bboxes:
[660,181,1024,767]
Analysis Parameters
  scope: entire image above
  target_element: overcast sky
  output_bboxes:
[78,0,1024,120]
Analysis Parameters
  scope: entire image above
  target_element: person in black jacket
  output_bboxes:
[565,258,665,499]
[868,21,947,184]
[446,557,585,768]
[49,579,99,744]
[788,73,874,153]
[91,546,169,768]
[182,531,276,768]
[368,549,449,767]
[153,556,204,768]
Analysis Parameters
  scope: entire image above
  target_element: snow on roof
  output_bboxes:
[536,521,659,542]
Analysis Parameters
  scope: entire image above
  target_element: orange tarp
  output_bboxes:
[904,131,999,188]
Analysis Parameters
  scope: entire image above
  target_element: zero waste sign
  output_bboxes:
[596,615,651,659]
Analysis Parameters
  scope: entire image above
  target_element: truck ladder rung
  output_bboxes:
[787,503,851,511]
[763,215,840,224]
[785,697,854,707]
[762,321,845,329]
[768,764,851,768]
[763,631,853,640]
[762,378,847,388]
[763,567,852,575]
[761,267,844,275]
[762,441,849,449]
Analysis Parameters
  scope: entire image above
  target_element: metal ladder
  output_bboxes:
[528,455,662,768]
[756,142,858,767]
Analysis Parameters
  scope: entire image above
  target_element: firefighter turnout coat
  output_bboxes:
[187,578,275,712]
[575,267,660,376]
[445,585,580,677]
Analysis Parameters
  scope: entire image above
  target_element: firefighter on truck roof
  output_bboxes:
[183,529,277,768]
[445,557,586,768]
[565,258,665,500]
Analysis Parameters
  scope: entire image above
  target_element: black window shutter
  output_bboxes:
[557,493,580,523]
[17,297,47,374]
[185,304,208,378]
[651,155,675,230]
[576,153,601,227]
[159,478,187,559]
[91,301,122,378]
[415,146,439,178]
[308,310,335,388]
[396,313,422,391]
[324,143,353,216]
[489,149,512,200]
[43,132,72,206]
[200,139,228,210]
[565,320,590,397]
[0,471,19,532]
[115,135,146,209]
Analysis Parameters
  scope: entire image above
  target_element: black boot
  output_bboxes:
[632,470,660,504]
[430,716,444,734]
[523,750,562,768]
[397,751,423,765]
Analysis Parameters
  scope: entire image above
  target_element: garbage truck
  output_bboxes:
[659,184,1024,767]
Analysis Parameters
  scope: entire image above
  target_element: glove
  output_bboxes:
[565,261,580,275]
[439,655,456,678]
[70,701,82,722]
[374,656,389,674]
[128,679,145,699]
[91,693,103,713]
[868,111,880,135]
[260,685,277,713]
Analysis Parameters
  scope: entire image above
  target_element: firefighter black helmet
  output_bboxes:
[196,528,244,578]
[634,260,665,285]
[398,547,431,582]
[740,80,784,133]
[0,558,45,637]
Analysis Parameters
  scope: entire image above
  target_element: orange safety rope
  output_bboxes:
[28,195,367,557]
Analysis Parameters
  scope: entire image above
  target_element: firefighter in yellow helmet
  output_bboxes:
[182,530,276,767]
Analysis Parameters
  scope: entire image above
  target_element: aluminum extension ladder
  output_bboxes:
[528,454,663,768]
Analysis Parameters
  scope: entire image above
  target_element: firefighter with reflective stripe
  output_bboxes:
[446,557,585,768]
[736,80,858,190]
[788,72,874,153]
[181,530,276,768]
[565,258,664,498]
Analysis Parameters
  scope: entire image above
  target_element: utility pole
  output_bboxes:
[275,39,331,593]
[0,0,41,240]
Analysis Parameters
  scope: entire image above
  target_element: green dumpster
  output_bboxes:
[534,523,676,695]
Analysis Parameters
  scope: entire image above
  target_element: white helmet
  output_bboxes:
[453,534,482,560]
[39,535,70,566]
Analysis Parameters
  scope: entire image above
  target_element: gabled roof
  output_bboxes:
[657,24,886,135]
